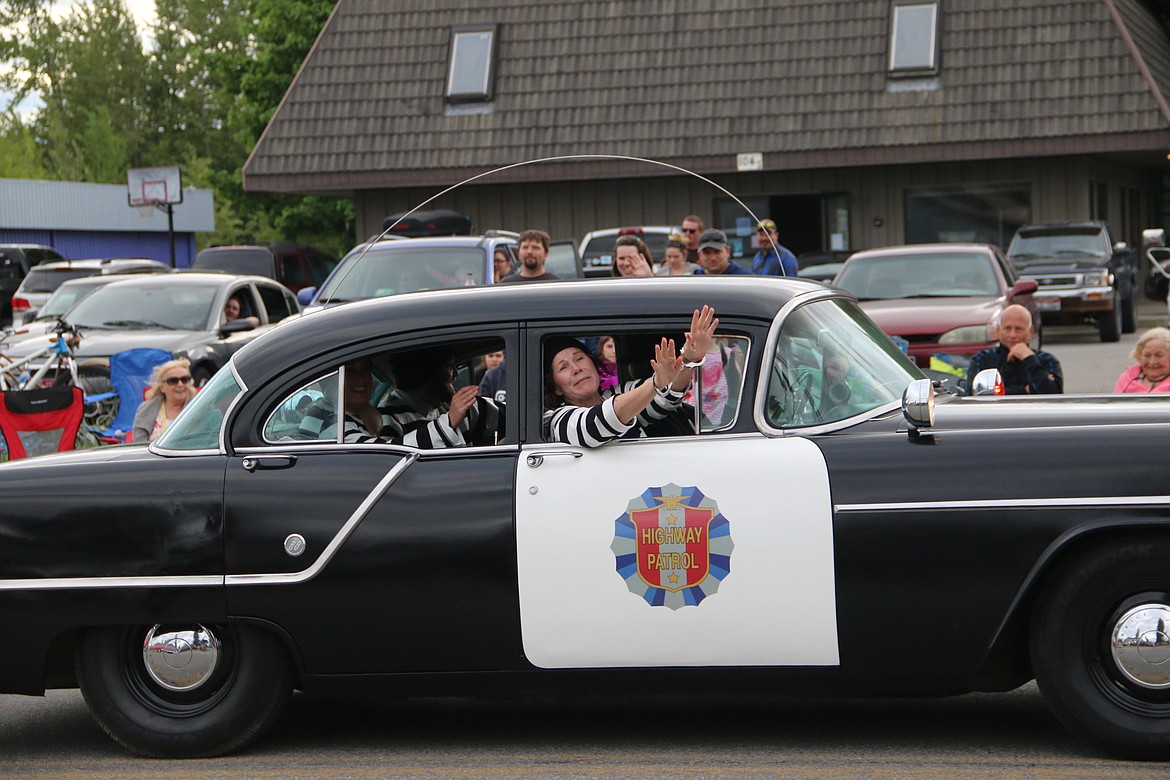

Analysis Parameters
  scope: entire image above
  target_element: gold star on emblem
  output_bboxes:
[655,494,685,511]
[669,574,680,584]
[667,514,678,525]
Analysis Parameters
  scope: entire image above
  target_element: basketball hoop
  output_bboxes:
[135,204,157,218]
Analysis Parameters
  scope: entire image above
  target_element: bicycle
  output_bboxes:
[0,319,119,432]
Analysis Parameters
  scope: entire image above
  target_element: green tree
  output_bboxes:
[0,110,47,179]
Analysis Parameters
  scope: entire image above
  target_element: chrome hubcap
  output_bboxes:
[1110,604,1170,689]
[141,625,221,692]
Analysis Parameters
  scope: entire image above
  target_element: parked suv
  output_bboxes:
[11,257,171,324]
[191,243,338,294]
[300,233,582,313]
[0,244,65,325]
[1006,221,1138,342]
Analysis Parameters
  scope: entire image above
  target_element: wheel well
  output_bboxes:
[973,525,1170,691]
[44,620,306,692]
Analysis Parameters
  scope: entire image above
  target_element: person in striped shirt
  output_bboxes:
[542,306,718,447]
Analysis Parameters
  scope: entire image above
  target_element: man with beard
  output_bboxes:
[499,229,560,283]
[377,345,501,448]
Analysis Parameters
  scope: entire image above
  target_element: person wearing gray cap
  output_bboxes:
[693,229,754,276]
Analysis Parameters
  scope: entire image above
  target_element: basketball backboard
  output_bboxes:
[127,166,183,207]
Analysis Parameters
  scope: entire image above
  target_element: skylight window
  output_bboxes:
[889,2,939,73]
[447,26,497,103]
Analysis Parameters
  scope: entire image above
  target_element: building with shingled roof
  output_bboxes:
[243,0,1170,264]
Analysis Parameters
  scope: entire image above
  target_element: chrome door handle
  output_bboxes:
[241,455,298,472]
[526,450,584,468]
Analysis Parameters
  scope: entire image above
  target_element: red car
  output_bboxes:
[832,244,1039,369]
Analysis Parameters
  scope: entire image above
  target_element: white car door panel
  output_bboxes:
[516,435,838,668]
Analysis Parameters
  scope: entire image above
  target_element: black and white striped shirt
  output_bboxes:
[542,380,689,448]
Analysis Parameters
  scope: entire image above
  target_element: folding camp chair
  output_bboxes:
[0,386,84,460]
[102,348,173,442]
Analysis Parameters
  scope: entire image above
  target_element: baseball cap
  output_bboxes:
[757,219,777,232]
[698,229,729,251]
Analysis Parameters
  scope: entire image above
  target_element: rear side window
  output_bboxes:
[194,248,275,277]
[257,285,293,323]
[27,249,64,267]
[308,255,337,285]
[20,268,95,293]
[280,255,306,286]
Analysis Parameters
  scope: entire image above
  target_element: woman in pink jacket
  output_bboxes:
[1113,327,1170,393]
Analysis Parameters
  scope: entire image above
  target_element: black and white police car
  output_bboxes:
[3,277,1170,759]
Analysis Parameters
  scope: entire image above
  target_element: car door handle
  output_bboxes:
[241,455,298,472]
[526,450,584,468]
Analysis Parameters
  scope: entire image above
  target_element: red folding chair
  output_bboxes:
[0,386,84,461]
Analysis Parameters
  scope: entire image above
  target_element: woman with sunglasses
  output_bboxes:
[132,358,197,443]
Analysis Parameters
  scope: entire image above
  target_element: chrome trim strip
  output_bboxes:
[0,455,418,592]
[225,453,418,586]
[836,495,1170,513]
[0,575,222,592]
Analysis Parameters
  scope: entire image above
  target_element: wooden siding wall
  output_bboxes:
[354,157,1163,251]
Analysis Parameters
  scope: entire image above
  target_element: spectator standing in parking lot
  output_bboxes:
[753,219,798,277]
[965,304,1063,395]
[500,230,559,283]
[693,229,754,276]
[492,249,513,283]
[656,233,701,276]
[612,235,655,277]
[681,215,704,266]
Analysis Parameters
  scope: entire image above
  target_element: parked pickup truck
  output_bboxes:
[1006,221,1138,343]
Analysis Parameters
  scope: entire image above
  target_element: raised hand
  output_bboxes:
[650,337,683,391]
[447,385,480,429]
[683,305,719,362]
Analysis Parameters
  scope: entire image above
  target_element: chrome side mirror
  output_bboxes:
[902,378,935,438]
[970,368,1004,396]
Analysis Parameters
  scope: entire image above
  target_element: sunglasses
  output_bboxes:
[681,227,700,233]
[164,375,194,386]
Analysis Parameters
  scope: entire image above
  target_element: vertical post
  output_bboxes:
[167,203,176,268]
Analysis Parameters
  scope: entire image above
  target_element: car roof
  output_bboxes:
[232,276,823,386]
[346,235,515,254]
[580,226,676,239]
[846,244,999,260]
[30,258,169,271]
[101,272,280,289]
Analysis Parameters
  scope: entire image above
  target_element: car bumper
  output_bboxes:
[1033,285,1114,315]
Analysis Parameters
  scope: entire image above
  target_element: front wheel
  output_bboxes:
[1030,536,1170,759]
[76,623,292,758]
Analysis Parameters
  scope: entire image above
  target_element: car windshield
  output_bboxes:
[1008,229,1108,259]
[765,297,921,428]
[834,252,1000,299]
[36,279,111,320]
[315,245,485,303]
[67,282,219,330]
[20,268,96,293]
[154,365,243,451]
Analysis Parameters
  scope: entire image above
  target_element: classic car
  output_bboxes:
[2,277,1170,760]
[832,244,1040,370]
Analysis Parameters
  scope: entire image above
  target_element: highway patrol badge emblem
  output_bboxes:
[610,483,734,609]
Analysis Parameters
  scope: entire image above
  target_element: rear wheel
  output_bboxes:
[1098,294,1122,342]
[76,623,292,758]
[1121,282,1138,334]
[1030,536,1170,759]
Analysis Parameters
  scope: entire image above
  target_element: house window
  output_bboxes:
[446,26,497,103]
[888,2,939,73]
